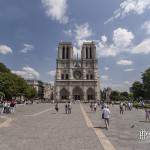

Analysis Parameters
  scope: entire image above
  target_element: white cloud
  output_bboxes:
[12,66,40,79]
[0,45,12,55]
[74,23,93,44]
[105,0,150,24]
[101,35,107,43]
[64,23,93,55]
[124,68,135,72]
[64,23,93,56]
[142,20,150,34]
[41,0,68,24]
[96,28,135,58]
[124,81,131,86]
[20,44,34,53]
[97,29,150,57]
[131,38,150,54]
[101,75,109,80]
[96,42,117,58]
[113,28,134,48]
[117,59,133,65]
[48,70,56,77]
[104,67,109,71]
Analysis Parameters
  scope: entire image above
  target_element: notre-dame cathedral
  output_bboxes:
[54,41,100,102]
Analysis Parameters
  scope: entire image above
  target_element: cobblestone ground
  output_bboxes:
[0,117,5,124]
[0,103,103,150]
[82,104,150,150]
[0,103,149,150]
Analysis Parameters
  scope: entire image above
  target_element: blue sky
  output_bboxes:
[0,0,150,91]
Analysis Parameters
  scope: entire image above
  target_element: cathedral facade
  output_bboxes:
[54,41,100,102]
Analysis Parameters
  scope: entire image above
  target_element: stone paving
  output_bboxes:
[0,103,103,150]
[0,103,149,150]
[82,104,150,150]
[0,117,5,124]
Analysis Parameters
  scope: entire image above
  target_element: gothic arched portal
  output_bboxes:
[87,88,95,100]
[72,87,83,101]
[60,88,69,100]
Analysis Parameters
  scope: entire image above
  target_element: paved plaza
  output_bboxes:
[0,103,149,150]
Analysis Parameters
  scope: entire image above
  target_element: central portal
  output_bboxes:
[72,87,83,101]
[74,95,81,100]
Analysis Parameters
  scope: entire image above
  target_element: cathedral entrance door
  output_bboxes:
[72,87,83,101]
[74,95,80,100]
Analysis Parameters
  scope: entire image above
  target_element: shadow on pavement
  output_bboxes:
[94,126,106,129]
[139,120,150,123]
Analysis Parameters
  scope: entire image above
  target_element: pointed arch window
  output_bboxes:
[62,46,65,59]
[90,47,92,59]
[86,47,88,59]
[66,47,69,59]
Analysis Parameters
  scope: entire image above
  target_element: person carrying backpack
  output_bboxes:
[102,105,111,130]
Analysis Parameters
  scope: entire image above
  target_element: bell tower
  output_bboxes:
[81,41,96,59]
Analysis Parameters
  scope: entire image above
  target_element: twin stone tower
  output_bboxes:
[54,41,100,102]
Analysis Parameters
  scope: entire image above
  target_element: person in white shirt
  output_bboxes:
[102,105,110,129]
[94,103,97,112]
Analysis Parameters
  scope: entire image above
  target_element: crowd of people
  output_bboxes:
[1,98,149,130]
[0,100,16,114]
[119,101,133,115]
[90,100,150,129]
[53,100,150,130]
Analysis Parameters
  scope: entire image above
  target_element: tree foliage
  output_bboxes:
[131,81,144,99]
[0,91,5,100]
[142,68,150,99]
[110,91,120,101]
[131,67,150,100]
[25,86,37,99]
[0,62,37,100]
[0,63,10,73]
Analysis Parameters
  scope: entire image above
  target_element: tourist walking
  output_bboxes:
[55,103,59,112]
[102,105,111,129]
[120,102,124,114]
[65,103,68,114]
[10,101,16,113]
[68,102,72,114]
[145,108,150,122]
[90,102,93,111]
[94,102,97,112]
[123,102,127,111]
[0,101,4,114]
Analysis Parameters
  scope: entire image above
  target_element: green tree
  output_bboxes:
[0,62,37,100]
[25,86,37,99]
[142,68,150,99]
[0,91,5,100]
[0,73,17,98]
[131,81,144,100]
[0,62,10,73]
[120,92,129,97]
[110,91,120,101]
[0,72,37,99]
[120,91,129,101]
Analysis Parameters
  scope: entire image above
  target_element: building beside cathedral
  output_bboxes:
[54,41,100,102]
